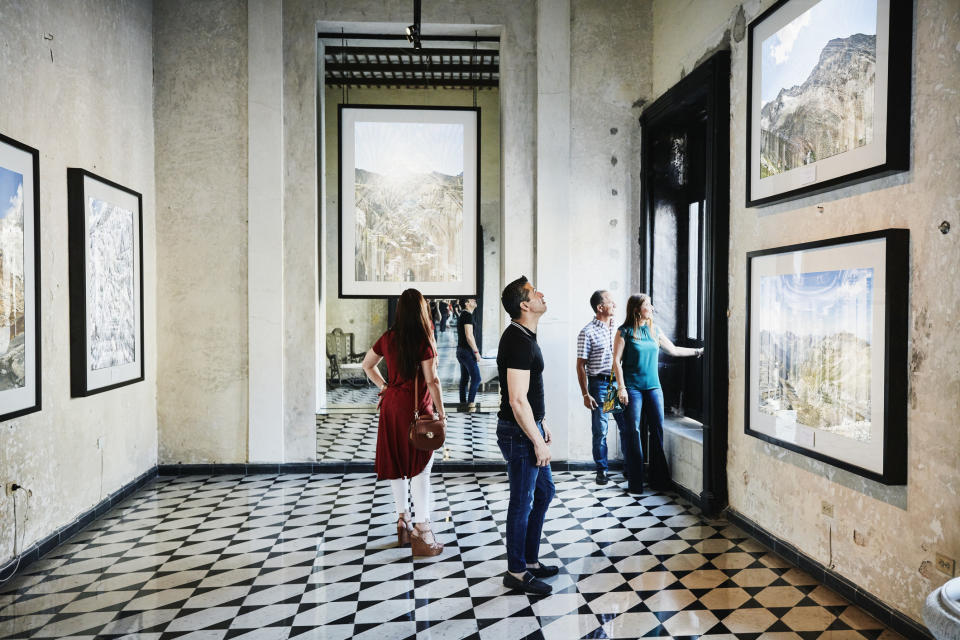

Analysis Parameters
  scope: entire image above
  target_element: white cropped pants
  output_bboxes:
[389,454,435,523]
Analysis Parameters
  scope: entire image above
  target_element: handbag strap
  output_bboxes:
[413,374,420,419]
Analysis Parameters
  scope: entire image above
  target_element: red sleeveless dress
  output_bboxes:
[373,330,437,480]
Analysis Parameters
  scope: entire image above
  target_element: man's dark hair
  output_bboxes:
[458,297,476,307]
[590,290,607,313]
[501,276,530,320]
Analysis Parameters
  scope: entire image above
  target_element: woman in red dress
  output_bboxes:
[361,289,447,556]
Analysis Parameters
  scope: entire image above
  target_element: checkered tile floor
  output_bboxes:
[0,472,903,639]
[317,412,501,462]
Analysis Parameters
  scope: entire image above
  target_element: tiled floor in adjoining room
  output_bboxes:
[0,472,904,639]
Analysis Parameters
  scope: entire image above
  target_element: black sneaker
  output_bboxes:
[595,470,609,485]
[503,571,552,595]
[527,563,560,578]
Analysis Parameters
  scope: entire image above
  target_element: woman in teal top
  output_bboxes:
[612,294,702,493]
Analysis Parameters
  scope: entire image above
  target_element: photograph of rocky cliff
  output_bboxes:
[759,0,877,178]
[87,197,136,370]
[0,165,26,392]
[352,120,465,283]
[756,268,874,442]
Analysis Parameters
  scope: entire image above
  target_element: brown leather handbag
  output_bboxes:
[409,375,446,451]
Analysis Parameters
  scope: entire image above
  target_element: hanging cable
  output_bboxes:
[472,31,478,107]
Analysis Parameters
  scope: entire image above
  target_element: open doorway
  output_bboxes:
[639,51,729,515]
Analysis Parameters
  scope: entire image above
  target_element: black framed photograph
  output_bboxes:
[746,0,912,207]
[745,229,908,484]
[0,133,41,421]
[67,169,144,397]
[338,105,480,298]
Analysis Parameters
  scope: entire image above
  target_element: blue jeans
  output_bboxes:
[622,387,666,490]
[588,376,626,472]
[497,419,555,573]
[456,347,481,403]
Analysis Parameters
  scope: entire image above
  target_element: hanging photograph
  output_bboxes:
[339,105,479,298]
[0,133,41,421]
[68,169,144,396]
[745,229,908,484]
[746,0,911,206]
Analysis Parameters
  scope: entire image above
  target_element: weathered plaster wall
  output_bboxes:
[323,87,501,356]
[0,0,157,565]
[154,0,249,463]
[654,0,960,623]
[561,0,652,461]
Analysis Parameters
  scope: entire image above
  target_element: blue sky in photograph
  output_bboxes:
[759,267,874,342]
[355,121,464,177]
[0,165,23,220]
[761,0,877,104]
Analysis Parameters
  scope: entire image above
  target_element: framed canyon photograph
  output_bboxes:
[338,105,479,298]
[68,169,144,397]
[0,133,41,421]
[746,0,912,207]
[745,229,908,484]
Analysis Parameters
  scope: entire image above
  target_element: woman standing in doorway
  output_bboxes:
[612,294,702,493]
[362,288,447,556]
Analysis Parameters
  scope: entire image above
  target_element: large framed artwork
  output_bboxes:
[0,133,41,422]
[338,105,479,298]
[67,169,144,397]
[746,0,912,207]
[745,229,908,484]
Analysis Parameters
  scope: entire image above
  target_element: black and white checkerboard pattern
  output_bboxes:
[0,472,901,639]
[317,412,502,462]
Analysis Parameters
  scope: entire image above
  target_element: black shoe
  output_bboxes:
[595,470,609,485]
[627,484,644,495]
[503,571,552,595]
[527,563,560,579]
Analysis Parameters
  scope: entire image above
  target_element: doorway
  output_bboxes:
[639,51,729,516]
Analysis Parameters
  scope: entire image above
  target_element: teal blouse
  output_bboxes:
[619,325,661,391]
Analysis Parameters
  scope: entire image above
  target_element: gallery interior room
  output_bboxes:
[1,0,958,638]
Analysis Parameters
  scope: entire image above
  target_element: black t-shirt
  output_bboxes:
[497,322,545,424]
[457,310,474,349]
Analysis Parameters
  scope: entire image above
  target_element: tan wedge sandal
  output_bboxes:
[397,516,412,546]
[411,525,443,557]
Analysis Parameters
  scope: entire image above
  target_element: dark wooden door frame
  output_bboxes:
[639,51,730,517]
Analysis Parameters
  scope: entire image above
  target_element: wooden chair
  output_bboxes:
[326,328,367,386]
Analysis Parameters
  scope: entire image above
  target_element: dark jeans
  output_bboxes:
[439,312,449,331]
[497,419,555,573]
[588,376,626,472]
[456,347,481,403]
[622,387,667,490]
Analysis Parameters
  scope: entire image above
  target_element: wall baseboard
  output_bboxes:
[157,460,622,475]
[725,509,933,640]
[0,466,158,585]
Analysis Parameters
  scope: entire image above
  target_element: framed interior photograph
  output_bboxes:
[0,133,41,421]
[67,169,144,397]
[746,0,912,207]
[745,229,908,484]
[338,105,479,298]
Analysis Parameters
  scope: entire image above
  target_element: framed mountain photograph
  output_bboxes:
[746,0,912,206]
[67,169,144,397]
[338,105,479,298]
[0,133,41,422]
[745,229,908,484]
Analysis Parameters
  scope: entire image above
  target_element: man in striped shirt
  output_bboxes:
[576,290,627,485]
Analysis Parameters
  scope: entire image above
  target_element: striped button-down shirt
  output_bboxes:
[576,318,615,376]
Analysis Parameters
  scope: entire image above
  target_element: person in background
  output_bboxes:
[362,288,447,557]
[612,294,702,493]
[576,290,627,486]
[429,300,441,341]
[438,299,450,332]
[456,297,482,407]
[496,276,559,596]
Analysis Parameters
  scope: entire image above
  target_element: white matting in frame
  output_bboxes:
[339,106,479,298]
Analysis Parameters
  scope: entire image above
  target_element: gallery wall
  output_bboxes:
[323,87,502,358]
[0,0,157,566]
[154,0,249,464]
[653,0,960,623]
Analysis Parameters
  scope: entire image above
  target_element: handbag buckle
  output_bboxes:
[425,432,434,439]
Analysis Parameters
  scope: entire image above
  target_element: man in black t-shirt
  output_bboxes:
[456,297,481,405]
[496,276,558,596]
[438,300,450,332]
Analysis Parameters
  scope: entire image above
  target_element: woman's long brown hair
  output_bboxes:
[619,294,654,333]
[392,288,436,379]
